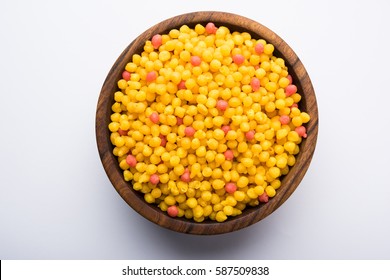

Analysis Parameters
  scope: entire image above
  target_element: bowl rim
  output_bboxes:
[96,11,319,235]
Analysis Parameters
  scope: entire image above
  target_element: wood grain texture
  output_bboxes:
[96,11,319,235]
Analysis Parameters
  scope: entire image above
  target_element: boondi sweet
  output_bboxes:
[108,23,310,222]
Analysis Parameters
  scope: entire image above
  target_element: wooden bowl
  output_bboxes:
[96,11,318,235]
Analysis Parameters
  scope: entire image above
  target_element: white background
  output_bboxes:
[1,0,389,259]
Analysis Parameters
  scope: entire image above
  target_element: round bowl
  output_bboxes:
[96,11,318,235]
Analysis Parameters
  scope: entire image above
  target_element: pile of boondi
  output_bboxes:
[108,22,310,222]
